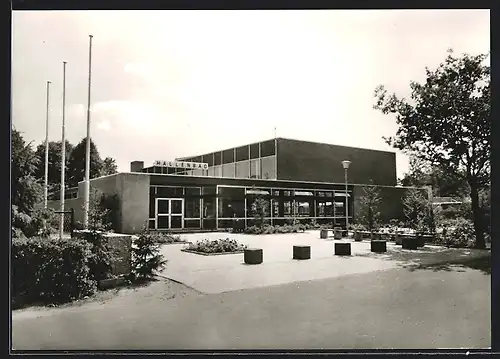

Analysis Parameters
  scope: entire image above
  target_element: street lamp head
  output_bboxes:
[342,160,351,169]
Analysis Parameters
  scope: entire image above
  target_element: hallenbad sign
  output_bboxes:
[154,160,209,170]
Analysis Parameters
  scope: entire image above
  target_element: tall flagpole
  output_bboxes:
[44,81,51,208]
[83,34,93,228]
[59,61,67,240]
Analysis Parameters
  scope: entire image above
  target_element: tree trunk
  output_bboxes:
[470,183,485,249]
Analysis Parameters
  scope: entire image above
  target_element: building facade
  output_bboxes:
[48,138,413,234]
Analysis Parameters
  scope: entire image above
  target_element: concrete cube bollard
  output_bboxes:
[244,248,263,264]
[320,229,329,239]
[334,242,351,256]
[293,245,311,260]
[370,240,387,253]
[333,227,342,239]
[354,231,362,242]
[395,233,402,245]
[402,236,418,250]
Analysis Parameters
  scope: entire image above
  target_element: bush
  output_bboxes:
[12,237,97,308]
[79,230,115,281]
[348,223,367,232]
[186,238,247,254]
[154,232,184,244]
[12,205,58,239]
[437,218,476,248]
[243,224,305,235]
[130,228,167,280]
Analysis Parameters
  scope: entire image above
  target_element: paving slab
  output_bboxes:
[158,230,490,294]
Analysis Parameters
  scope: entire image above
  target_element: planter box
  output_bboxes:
[181,249,245,256]
[395,233,402,245]
[353,231,362,242]
[244,248,263,264]
[333,227,342,240]
[320,229,329,239]
[402,236,418,250]
[334,242,351,256]
[370,240,387,253]
[293,245,311,260]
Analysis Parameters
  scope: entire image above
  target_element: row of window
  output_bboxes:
[145,156,277,180]
[181,140,276,166]
[148,186,353,220]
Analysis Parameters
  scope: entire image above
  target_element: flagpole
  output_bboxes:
[44,80,51,208]
[60,61,67,240]
[83,34,93,228]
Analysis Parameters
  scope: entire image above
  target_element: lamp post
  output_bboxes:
[341,160,351,232]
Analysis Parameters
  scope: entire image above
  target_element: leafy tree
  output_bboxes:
[11,129,42,214]
[400,154,469,198]
[357,182,382,232]
[374,50,490,248]
[33,140,74,190]
[67,138,103,188]
[101,157,118,176]
[403,188,436,234]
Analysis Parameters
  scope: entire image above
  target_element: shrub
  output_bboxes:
[12,237,97,308]
[79,229,115,281]
[186,238,247,254]
[437,218,476,248]
[130,228,167,280]
[243,224,305,235]
[358,183,382,231]
[348,223,367,232]
[154,232,184,244]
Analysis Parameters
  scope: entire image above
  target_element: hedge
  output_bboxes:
[12,237,98,308]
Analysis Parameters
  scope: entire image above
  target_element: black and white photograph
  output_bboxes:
[11,8,491,351]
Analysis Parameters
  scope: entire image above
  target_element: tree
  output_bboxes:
[374,50,490,248]
[400,154,470,198]
[357,182,382,232]
[100,157,118,176]
[403,188,436,234]
[33,140,74,190]
[67,138,103,188]
[11,129,42,214]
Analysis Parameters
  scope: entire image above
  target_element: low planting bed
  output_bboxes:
[244,224,307,235]
[181,238,248,256]
[152,232,189,245]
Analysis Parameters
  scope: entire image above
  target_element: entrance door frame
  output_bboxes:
[155,198,184,230]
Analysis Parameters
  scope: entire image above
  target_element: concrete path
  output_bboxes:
[12,265,491,350]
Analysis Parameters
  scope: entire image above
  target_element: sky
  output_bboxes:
[11,10,490,179]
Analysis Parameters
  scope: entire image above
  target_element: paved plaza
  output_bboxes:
[159,231,488,294]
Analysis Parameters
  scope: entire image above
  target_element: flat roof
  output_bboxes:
[175,137,396,161]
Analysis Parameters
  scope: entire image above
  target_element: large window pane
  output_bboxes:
[260,140,276,157]
[222,163,235,178]
[235,145,249,161]
[193,169,203,176]
[185,187,201,196]
[203,197,216,219]
[218,198,245,218]
[246,196,270,218]
[185,198,201,218]
[222,149,235,164]
[297,200,313,217]
[219,186,245,198]
[250,159,260,179]
[283,200,292,216]
[213,165,222,177]
[214,152,222,165]
[317,201,334,217]
[235,160,250,178]
[157,186,183,197]
[207,167,215,177]
[203,153,214,166]
[250,143,259,159]
[261,156,276,180]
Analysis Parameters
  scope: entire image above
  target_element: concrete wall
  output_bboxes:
[46,197,84,223]
[277,138,397,186]
[117,173,150,234]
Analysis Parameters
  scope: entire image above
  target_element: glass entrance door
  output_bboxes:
[156,198,184,229]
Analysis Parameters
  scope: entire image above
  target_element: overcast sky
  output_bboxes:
[12,10,490,178]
